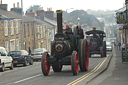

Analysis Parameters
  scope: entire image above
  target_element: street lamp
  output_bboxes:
[21,0,24,50]
[77,17,80,25]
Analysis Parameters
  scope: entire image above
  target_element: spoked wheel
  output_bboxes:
[52,62,63,72]
[71,51,79,76]
[78,39,89,72]
[100,47,104,58]
[41,52,50,76]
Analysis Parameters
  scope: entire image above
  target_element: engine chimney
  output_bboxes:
[56,10,63,34]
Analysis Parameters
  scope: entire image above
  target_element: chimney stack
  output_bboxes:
[0,0,2,4]
[17,2,19,8]
[13,3,15,8]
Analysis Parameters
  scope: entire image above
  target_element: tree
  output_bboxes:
[27,5,41,13]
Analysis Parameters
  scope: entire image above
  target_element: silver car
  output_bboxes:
[31,48,48,61]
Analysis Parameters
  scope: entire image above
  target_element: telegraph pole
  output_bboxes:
[21,0,24,50]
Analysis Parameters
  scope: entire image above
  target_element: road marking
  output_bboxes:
[67,55,109,85]
[14,69,53,84]
[14,74,42,84]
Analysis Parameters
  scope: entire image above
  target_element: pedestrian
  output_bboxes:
[77,25,84,39]
[122,43,125,51]
[118,42,121,50]
[29,47,31,55]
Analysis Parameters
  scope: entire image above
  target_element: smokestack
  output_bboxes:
[56,10,63,34]
[13,3,15,8]
[17,2,19,8]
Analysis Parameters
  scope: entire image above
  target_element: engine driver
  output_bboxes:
[77,25,84,39]
[63,24,72,40]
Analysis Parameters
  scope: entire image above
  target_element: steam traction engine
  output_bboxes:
[41,10,89,76]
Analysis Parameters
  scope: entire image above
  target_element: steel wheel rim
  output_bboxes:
[41,53,50,75]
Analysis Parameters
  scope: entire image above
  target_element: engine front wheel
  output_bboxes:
[52,62,63,72]
[71,51,79,76]
[41,52,50,76]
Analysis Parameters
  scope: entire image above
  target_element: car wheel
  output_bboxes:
[13,64,17,67]
[24,59,28,66]
[10,62,13,70]
[0,64,5,72]
[29,59,33,65]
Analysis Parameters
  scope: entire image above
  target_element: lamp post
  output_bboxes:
[21,0,24,50]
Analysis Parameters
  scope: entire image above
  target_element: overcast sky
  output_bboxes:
[2,0,125,12]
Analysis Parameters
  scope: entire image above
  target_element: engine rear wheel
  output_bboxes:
[52,62,62,72]
[78,39,89,72]
[103,41,106,57]
[41,52,50,76]
[100,47,103,58]
[71,51,79,76]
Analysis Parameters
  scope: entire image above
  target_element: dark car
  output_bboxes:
[85,29,106,57]
[8,50,33,66]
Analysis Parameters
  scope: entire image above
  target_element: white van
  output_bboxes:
[0,47,13,72]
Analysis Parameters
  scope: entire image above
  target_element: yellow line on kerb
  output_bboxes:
[67,55,108,85]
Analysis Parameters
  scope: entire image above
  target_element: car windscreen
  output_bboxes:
[34,49,43,53]
[8,51,21,56]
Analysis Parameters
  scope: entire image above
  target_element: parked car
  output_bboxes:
[106,42,112,51]
[31,48,48,61]
[8,50,33,67]
[0,47,13,72]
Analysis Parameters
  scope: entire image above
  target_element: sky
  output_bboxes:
[2,0,125,12]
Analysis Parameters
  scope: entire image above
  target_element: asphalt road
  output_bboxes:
[0,54,110,85]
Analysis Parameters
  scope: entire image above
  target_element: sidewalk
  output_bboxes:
[87,47,128,85]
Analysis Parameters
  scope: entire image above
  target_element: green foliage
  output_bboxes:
[27,5,41,13]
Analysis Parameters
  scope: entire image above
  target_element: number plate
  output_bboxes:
[13,61,18,63]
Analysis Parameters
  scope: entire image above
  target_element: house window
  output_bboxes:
[5,41,8,52]
[16,20,18,34]
[41,26,43,38]
[24,24,26,37]
[43,25,45,37]
[10,39,15,51]
[28,23,30,36]
[16,39,19,50]
[10,20,14,35]
[4,21,8,36]
[38,42,40,48]
[37,26,40,39]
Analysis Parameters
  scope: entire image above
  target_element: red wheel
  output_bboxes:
[71,51,79,76]
[78,39,89,72]
[41,52,50,76]
[85,40,89,70]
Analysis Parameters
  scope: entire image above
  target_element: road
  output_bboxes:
[0,54,111,85]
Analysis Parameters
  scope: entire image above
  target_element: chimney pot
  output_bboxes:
[17,2,19,8]
[13,3,15,8]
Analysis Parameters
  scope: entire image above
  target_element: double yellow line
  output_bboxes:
[67,55,108,85]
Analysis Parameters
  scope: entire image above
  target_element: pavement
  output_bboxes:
[87,47,128,85]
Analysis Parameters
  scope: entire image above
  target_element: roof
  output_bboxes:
[85,30,105,35]
[44,17,57,26]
